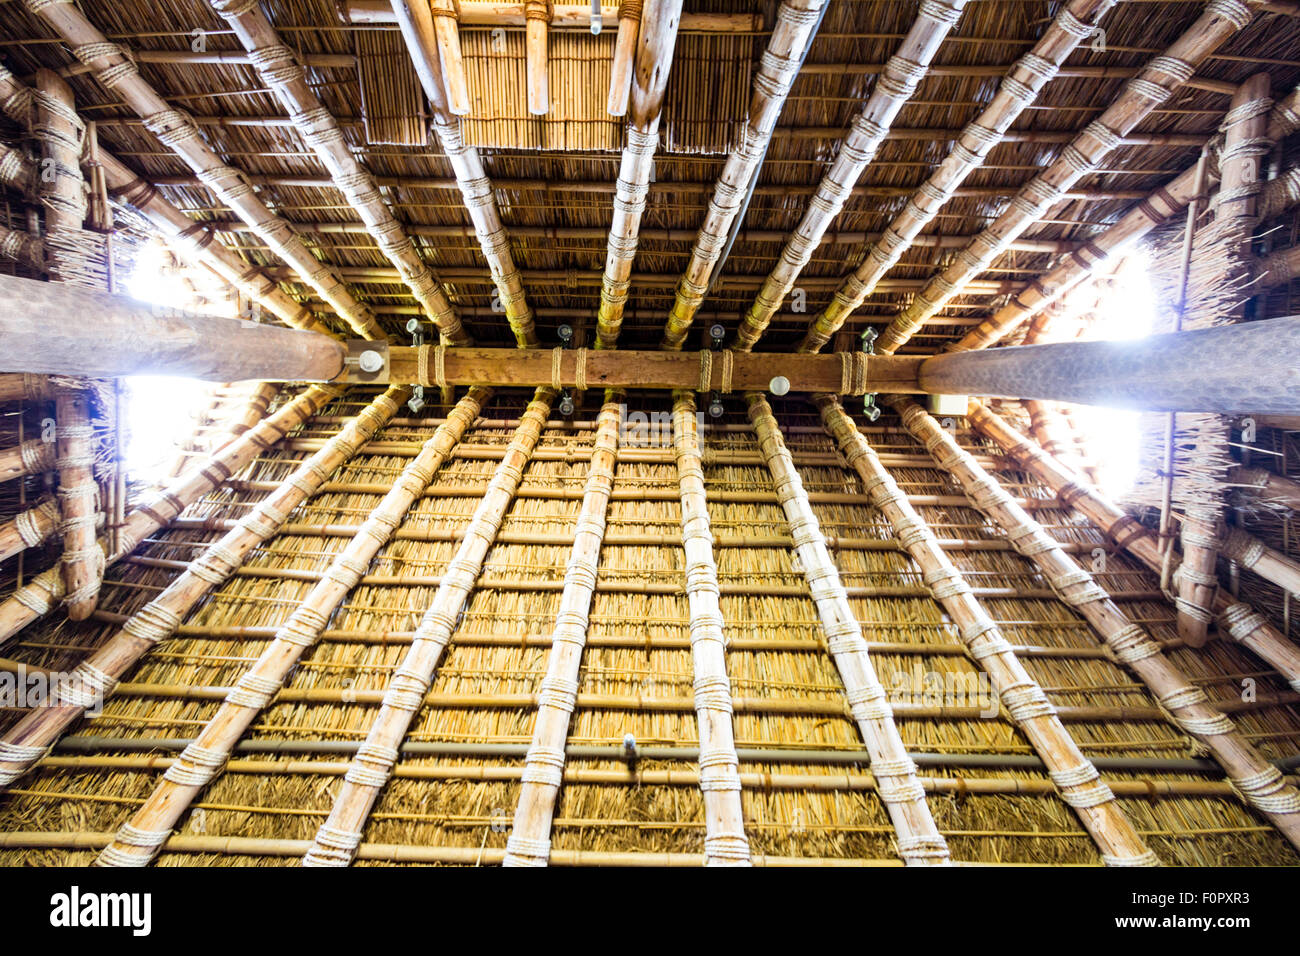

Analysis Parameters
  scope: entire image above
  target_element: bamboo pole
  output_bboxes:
[503,396,622,866]
[93,387,489,866]
[0,373,50,405]
[660,0,827,350]
[0,388,406,793]
[351,1,758,30]
[1231,466,1300,510]
[594,0,681,349]
[0,140,34,193]
[524,0,549,114]
[0,438,54,484]
[798,0,1118,354]
[816,395,1157,866]
[731,0,968,352]
[669,390,750,864]
[1220,526,1300,597]
[877,0,1261,355]
[746,392,949,866]
[0,498,60,562]
[209,1,468,345]
[391,0,538,347]
[968,399,1300,694]
[302,387,554,866]
[429,0,470,114]
[0,224,44,270]
[17,4,381,340]
[0,385,339,647]
[895,397,1300,851]
[219,382,280,447]
[606,0,640,116]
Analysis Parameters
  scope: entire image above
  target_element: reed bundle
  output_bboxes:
[0,386,339,648]
[799,0,1118,355]
[878,0,1260,355]
[504,396,623,865]
[660,0,824,351]
[0,388,406,797]
[356,29,428,147]
[731,0,968,353]
[747,392,949,865]
[897,398,1300,851]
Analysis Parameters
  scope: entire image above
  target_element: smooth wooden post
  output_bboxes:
[747,392,950,865]
[303,388,554,866]
[895,397,1300,851]
[525,0,549,114]
[0,389,407,794]
[431,0,471,114]
[504,395,622,865]
[606,0,640,115]
[816,394,1158,865]
[93,388,488,865]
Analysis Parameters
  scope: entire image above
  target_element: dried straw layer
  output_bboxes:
[896,397,1300,850]
[817,395,1156,866]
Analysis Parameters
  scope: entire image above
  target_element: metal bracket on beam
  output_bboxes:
[339,339,389,383]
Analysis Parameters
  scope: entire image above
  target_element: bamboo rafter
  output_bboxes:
[798,0,1118,355]
[894,397,1300,851]
[0,498,60,562]
[93,386,489,866]
[730,0,969,352]
[208,0,467,344]
[816,394,1157,867]
[594,0,681,350]
[660,0,827,350]
[503,395,623,866]
[877,0,1263,355]
[968,399,1300,694]
[746,392,950,866]
[1231,467,1300,511]
[0,388,407,794]
[0,439,54,485]
[0,224,44,271]
[0,385,340,648]
[16,1,383,340]
[302,387,554,866]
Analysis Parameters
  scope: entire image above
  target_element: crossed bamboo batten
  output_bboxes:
[877,0,1262,355]
[816,394,1157,866]
[0,498,60,562]
[0,385,340,647]
[0,438,54,484]
[94,386,490,866]
[799,0,1118,354]
[17,0,382,340]
[208,0,467,345]
[731,0,968,353]
[659,0,826,350]
[503,395,624,866]
[302,387,554,866]
[895,397,1300,851]
[594,0,681,350]
[746,392,950,865]
[966,401,1300,693]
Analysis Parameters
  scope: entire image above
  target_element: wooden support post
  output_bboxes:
[0,388,408,793]
[92,387,488,864]
[747,392,950,865]
[606,0,640,116]
[0,385,340,648]
[668,390,750,865]
[816,394,1157,865]
[896,397,1300,850]
[303,388,554,866]
[595,0,681,348]
[503,395,622,866]
[731,0,967,352]
[525,0,549,114]
[799,0,1118,354]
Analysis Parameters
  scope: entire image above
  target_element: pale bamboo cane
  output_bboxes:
[503,394,623,866]
[969,399,1300,694]
[746,392,950,865]
[94,387,489,866]
[207,0,467,344]
[0,387,406,793]
[0,439,55,484]
[302,387,554,866]
[1219,526,1300,597]
[816,394,1157,866]
[0,385,340,647]
[798,0,1117,354]
[895,397,1300,851]
[0,498,60,562]
[668,389,750,865]
[731,0,968,352]
[878,0,1261,355]
[524,0,549,114]
[606,0,641,116]
[594,0,682,349]
[19,1,382,339]
[660,0,827,350]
